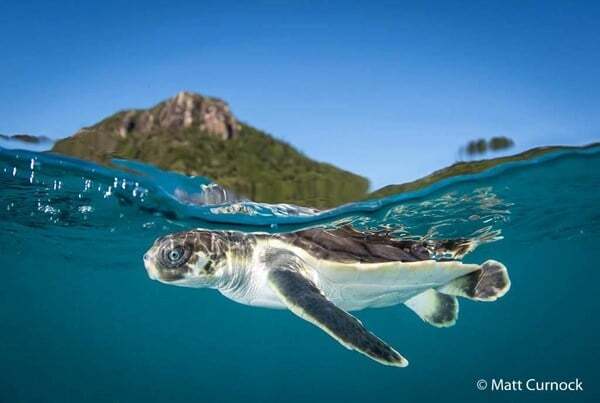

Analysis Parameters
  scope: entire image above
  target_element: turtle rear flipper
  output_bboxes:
[404,289,459,328]
[429,238,478,260]
[439,260,511,302]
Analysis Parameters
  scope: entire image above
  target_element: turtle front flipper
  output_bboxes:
[267,258,408,368]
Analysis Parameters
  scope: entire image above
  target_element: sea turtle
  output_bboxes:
[143,226,510,367]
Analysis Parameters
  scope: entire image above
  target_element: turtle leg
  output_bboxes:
[438,260,511,301]
[404,289,459,328]
[266,253,408,367]
[429,238,478,259]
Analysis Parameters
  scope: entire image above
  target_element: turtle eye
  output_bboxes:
[160,245,190,268]
[169,248,182,261]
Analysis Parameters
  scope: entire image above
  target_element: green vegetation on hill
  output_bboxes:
[51,92,595,209]
[366,143,599,200]
[0,133,51,144]
[52,120,369,208]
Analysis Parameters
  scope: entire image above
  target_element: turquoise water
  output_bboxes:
[1,146,599,402]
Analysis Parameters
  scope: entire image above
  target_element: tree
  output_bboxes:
[463,136,514,157]
[489,136,514,151]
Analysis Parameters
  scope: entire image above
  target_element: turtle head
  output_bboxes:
[143,230,225,288]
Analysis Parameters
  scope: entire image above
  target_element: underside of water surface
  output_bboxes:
[1,145,599,402]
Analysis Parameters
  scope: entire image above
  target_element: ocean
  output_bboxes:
[1,145,599,402]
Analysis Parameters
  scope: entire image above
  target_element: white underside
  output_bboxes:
[219,239,481,312]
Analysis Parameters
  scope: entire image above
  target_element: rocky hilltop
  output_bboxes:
[52,91,369,208]
[114,91,239,140]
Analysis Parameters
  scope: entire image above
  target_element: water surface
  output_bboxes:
[1,146,599,402]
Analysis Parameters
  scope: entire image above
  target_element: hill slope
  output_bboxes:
[365,143,599,200]
[52,92,369,208]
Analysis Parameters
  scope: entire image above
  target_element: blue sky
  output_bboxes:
[1,0,598,189]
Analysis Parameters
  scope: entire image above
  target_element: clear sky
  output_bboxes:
[1,0,599,189]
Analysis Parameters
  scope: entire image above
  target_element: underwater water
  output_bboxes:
[1,145,599,403]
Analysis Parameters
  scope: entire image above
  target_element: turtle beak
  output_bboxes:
[143,252,159,280]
